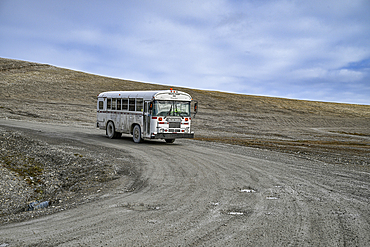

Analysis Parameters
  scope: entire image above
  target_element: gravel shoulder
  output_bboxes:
[0,120,143,225]
[0,119,369,246]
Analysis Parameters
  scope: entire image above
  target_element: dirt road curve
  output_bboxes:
[0,119,369,246]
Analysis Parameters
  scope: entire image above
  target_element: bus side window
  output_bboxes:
[107,98,111,110]
[112,99,117,110]
[136,98,143,111]
[117,99,121,110]
[144,101,148,113]
[129,98,135,111]
[99,101,104,110]
[122,98,128,110]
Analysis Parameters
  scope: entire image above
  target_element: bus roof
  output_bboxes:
[97,90,192,101]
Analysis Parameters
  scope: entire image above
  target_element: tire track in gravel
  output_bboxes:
[0,120,369,246]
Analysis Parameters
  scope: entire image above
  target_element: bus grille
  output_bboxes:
[169,122,181,128]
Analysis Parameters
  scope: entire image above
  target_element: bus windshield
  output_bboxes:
[152,100,191,117]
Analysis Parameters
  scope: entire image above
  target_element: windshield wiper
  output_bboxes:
[166,105,172,117]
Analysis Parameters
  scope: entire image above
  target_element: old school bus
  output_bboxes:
[97,89,197,143]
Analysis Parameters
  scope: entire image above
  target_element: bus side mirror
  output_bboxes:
[193,102,198,118]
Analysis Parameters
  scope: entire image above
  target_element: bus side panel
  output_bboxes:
[122,113,130,134]
[109,112,118,132]
[97,112,106,130]
[113,113,125,134]
[123,113,144,136]
[115,113,122,133]
[136,115,143,131]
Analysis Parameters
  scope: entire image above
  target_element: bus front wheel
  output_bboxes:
[133,125,142,143]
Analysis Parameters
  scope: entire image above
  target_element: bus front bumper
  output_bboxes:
[151,133,194,139]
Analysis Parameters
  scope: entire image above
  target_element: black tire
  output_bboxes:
[106,121,117,139]
[165,139,175,143]
[132,125,142,143]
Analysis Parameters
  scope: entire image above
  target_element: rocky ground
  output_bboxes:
[1,57,369,227]
[0,125,142,224]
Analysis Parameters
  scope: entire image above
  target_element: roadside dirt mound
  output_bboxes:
[0,126,141,224]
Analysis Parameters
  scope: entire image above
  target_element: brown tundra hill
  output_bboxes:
[1,57,369,170]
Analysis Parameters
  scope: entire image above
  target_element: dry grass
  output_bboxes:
[1,57,369,169]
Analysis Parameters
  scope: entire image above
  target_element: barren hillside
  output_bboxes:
[1,57,370,241]
[1,57,369,169]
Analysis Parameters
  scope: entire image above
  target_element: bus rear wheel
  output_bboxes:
[107,121,120,139]
[133,125,142,143]
[165,139,175,143]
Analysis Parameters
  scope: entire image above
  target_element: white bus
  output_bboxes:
[97,89,198,143]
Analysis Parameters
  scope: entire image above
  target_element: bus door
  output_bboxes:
[143,101,151,136]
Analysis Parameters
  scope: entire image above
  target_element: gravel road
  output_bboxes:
[0,119,369,246]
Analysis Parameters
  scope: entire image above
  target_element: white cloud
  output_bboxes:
[0,0,369,104]
[332,69,364,82]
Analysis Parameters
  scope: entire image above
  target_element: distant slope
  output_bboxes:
[1,57,368,118]
[1,57,370,169]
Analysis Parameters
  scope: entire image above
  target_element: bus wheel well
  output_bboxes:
[130,124,138,134]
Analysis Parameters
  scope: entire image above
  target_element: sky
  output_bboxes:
[1,0,370,105]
